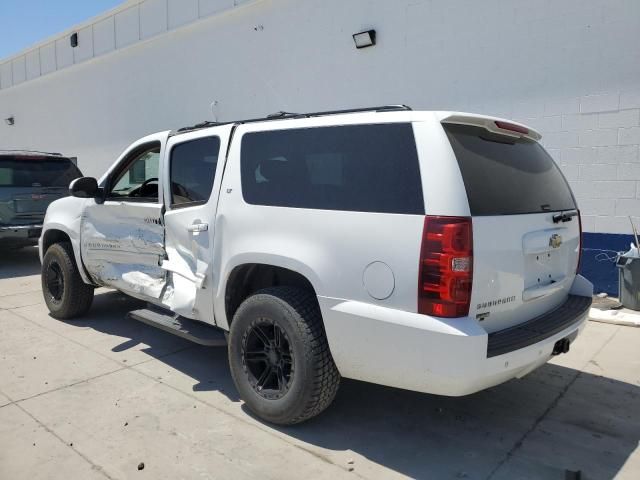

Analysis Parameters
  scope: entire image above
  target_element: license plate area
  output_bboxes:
[522,229,573,291]
[529,249,563,287]
[13,192,60,214]
[14,198,48,214]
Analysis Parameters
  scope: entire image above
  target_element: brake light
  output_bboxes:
[418,216,473,318]
[495,121,529,135]
[577,210,583,274]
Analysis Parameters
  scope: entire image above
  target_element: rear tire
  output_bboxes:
[228,287,340,425]
[42,242,94,319]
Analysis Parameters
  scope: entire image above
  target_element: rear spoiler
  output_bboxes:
[439,113,542,142]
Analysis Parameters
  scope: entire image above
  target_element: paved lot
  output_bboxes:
[0,248,638,480]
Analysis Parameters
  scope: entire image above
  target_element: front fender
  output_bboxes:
[41,197,93,285]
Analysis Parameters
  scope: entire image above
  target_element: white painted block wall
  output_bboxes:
[523,94,640,235]
[0,0,639,235]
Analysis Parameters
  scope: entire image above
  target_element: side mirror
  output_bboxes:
[70,177,100,198]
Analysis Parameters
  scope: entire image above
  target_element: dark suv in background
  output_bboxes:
[0,151,82,249]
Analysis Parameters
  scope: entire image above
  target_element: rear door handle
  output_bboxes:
[187,223,209,233]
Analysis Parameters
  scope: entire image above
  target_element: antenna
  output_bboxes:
[630,216,639,249]
[210,100,219,123]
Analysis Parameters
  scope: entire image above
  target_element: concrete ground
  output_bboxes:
[0,248,638,480]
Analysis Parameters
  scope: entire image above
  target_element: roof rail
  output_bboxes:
[173,104,412,135]
[0,149,63,156]
[298,104,412,118]
[267,111,300,119]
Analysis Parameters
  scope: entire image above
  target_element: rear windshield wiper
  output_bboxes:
[552,210,579,223]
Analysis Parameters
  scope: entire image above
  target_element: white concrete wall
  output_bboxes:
[0,0,639,234]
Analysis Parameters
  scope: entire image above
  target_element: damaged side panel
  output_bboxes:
[81,202,166,299]
[160,223,212,321]
[156,125,234,324]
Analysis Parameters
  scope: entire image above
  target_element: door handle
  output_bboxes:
[187,223,209,233]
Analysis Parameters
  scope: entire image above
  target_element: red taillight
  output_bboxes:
[418,216,473,318]
[495,121,529,135]
[577,210,583,274]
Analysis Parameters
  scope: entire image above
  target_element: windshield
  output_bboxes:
[0,157,82,188]
[444,124,576,216]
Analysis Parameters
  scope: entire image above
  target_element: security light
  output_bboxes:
[70,33,78,48]
[353,30,376,49]
[5,116,14,126]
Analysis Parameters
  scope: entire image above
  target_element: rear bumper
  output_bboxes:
[487,294,592,357]
[320,275,593,396]
[0,225,42,245]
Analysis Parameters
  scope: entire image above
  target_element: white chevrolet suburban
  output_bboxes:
[39,106,593,425]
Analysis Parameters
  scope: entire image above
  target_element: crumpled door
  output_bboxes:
[80,133,170,301]
[81,201,166,299]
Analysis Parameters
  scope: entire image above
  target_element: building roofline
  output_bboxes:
[0,0,140,65]
[0,0,261,91]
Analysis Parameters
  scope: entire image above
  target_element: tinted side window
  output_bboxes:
[444,124,576,216]
[240,124,424,215]
[170,137,221,207]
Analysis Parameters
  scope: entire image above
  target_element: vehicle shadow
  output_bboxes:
[60,290,640,480]
[56,289,241,401]
[0,246,41,280]
[265,370,640,479]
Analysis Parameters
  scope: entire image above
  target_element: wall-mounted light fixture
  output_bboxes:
[5,116,15,126]
[353,29,376,49]
[70,32,79,48]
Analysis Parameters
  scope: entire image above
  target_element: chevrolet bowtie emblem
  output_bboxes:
[549,234,563,249]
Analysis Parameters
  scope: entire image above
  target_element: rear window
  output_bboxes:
[444,124,576,216]
[240,123,424,215]
[0,157,82,188]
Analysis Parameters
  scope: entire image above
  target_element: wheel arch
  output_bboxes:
[222,260,323,330]
[41,226,93,285]
[42,228,72,254]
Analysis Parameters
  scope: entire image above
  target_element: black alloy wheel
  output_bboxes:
[41,242,94,319]
[228,287,341,425]
[242,319,294,400]
[45,260,65,303]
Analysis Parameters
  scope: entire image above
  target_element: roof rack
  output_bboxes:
[173,104,412,135]
[0,149,63,156]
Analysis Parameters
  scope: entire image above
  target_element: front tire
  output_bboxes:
[228,287,340,425]
[42,242,94,319]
